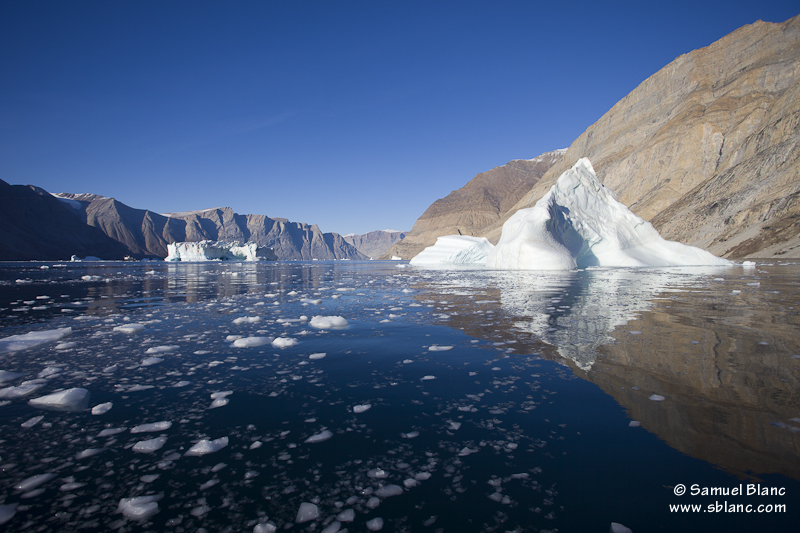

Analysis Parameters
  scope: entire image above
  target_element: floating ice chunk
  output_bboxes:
[428,345,453,351]
[403,478,418,488]
[75,448,106,459]
[309,352,327,360]
[131,421,172,433]
[145,345,179,354]
[209,398,229,409]
[610,523,633,533]
[54,342,77,350]
[304,429,333,444]
[420,375,436,381]
[28,388,89,412]
[97,427,126,437]
[295,502,319,523]
[410,235,494,266]
[210,391,233,399]
[401,431,419,439]
[309,316,348,329]
[272,337,298,349]
[185,436,229,456]
[140,474,159,483]
[458,446,478,456]
[113,324,145,334]
[321,521,341,533]
[172,380,191,387]
[375,484,403,498]
[249,441,263,450]
[742,261,756,268]
[233,336,273,348]
[254,523,277,533]
[0,370,25,383]
[366,496,381,509]
[233,316,262,325]
[486,158,732,270]
[141,357,163,366]
[199,479,219,490]
[92,402,113,415]
[0,503,17,525]
[117,494,162,521]
[414,472,431,481]
[448,421,462,430]
[21,415,44,428]
[366,517,384,531]
[628,421,641,427]
[301,298,323,305]
[336,509,355,522]
[368,468,389,479]
[38,366,62,378]
[132,437,167,453]
[0,327,72,353]
[14,473,56,492]
[353,404,371,414]
[648,394,665,402]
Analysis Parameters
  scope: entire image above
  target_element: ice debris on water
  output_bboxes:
[132,437,167,453]
[309,315,348,329]
[428,345,454,351]
[28,387,89,411]
[0,370,25,383]
[113,323,145,334]
[0,503,18,525]
[21,415,44,428]
[366,517,384,531]
[91,401,113,415]
[254,523,277,533]
[309,352,327,360]
[353,403,371,413]
[295,502,319,523]
[131,421,172,433]
[14,473,56,492]
[304,429,333,443]
[610,522,633,533]
[272,337,298,348]
[117,494,162,521]
[145,345,179,354]
[0,327,72,353]
[233,336,273,348]
[185,436,229,456]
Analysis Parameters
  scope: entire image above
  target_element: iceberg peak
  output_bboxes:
[486,158,731,270]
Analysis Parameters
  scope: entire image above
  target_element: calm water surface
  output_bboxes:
[0,260,798,532]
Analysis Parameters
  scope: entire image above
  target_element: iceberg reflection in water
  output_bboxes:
[0,260,797,532]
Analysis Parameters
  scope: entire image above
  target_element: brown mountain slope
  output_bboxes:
[384,150,564,259]
[486,14,800,258]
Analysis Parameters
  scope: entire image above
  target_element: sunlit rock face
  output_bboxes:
[486,159,731,270]
[165,241,277,261]
[409,235,494,266]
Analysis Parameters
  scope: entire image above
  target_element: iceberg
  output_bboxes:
[486,158,732,270]
[410,235,494,266]
[165,241,277,262]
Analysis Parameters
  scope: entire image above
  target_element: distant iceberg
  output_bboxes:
[486,158,732,270]
[165,241,277,262]
[410,235,494,266]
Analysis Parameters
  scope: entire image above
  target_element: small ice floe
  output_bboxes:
[0,370,25,383]
[448,421,462,430]
[428,345,453,352]
[254,523,277,533]
[321,521,341,533]
[233,336,273,348]
[309,316,348,329]
[375,485,403,498]
[21,415,44,428]
[75,448,106,460]
[353,404,371,414]
[610,522,633,533]
[301,298,322,305]
[336,509,355,522]
[0,503,18,525]
[742,261,756,268]
[132,437,167,453]
[629,331,642,335]
[0,327,72,353]
[233,316,262,325]
[458,446,479,457]
[14,473,57,492]
[54,341,78,350]
[117,494,162,521]
[628,421,641,427]
[131,421,172,433]
[420,375,436,381]
[366,517,384,531]
[309,352,326,360]
[145,345,179,354]
[184,436,229,456]
[140,357,163,366]
[295,502,319,524]
[28,388,89,412]
[209,398,229,409]
[97,427,126,437]
[401,431,420,439]
[172,380,191,387]
[38,366,62,378]
[113,323,145,334]
[272,337,298,349]
[304,429,333,444]
[368,468,389,479]
[648,394,665,401]
[402,359,413,364]
[414,472,431,481]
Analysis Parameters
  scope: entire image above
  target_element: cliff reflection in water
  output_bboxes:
[492,264,800,479]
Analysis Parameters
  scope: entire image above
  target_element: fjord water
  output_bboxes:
[0,261,798,532]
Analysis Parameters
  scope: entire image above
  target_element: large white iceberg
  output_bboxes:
[165,241,277,262]
[410,235,494,265]
[486,158,731,270]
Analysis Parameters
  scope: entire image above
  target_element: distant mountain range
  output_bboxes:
[343,230,406,259]
[393,14,800,260]
[0,184,404,261]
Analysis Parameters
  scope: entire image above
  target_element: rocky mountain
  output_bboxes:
[487,14,800,259]
[0,180,130,261]
[53,193,368,260]
[343,230,406,259]
[384,150,565,259]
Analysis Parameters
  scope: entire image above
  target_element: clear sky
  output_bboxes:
[1,1,797,235]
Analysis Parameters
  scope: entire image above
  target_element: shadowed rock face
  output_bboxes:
[385,150,564,260]
[0,180,129,261]
[495,15,800,259]
[343,230,406,259]
[54,195,367,261]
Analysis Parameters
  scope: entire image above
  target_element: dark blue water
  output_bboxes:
[0,261,798,532]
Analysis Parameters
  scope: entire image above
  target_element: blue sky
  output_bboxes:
[2,1,797,235]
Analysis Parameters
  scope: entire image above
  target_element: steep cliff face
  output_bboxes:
[343,230,406,259]
[492,15,800,258]
[0,181,130,260]
[385,150,564,259]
